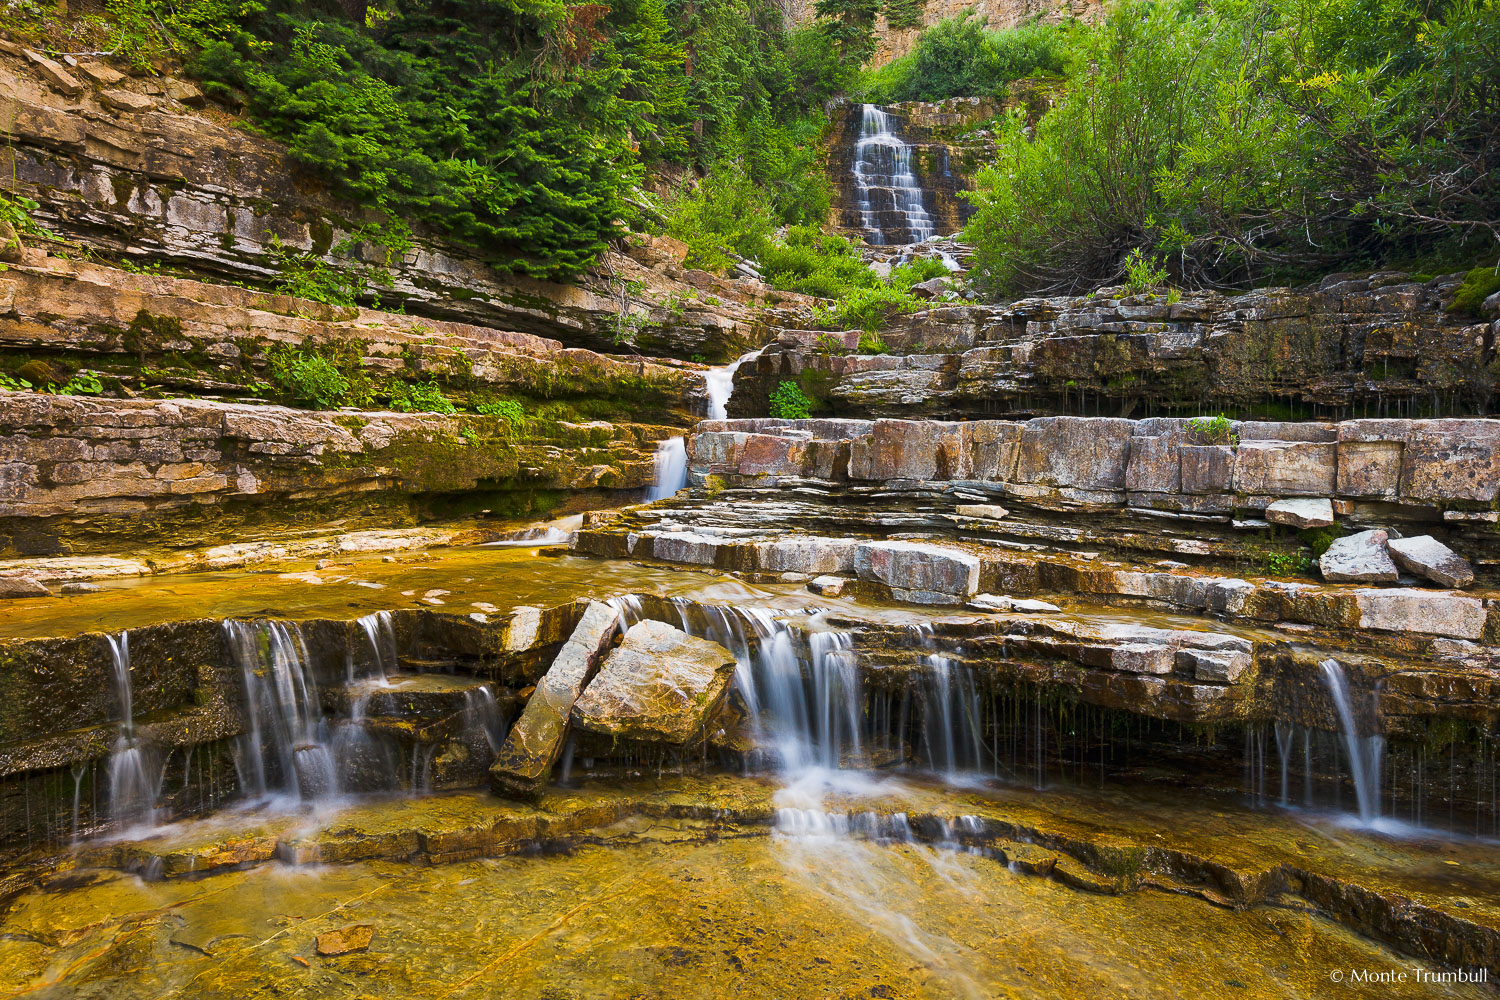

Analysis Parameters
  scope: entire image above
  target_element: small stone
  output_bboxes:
[954,503,1009,520]
[968,594,1061,613]
[315,924,375,956]
[1264,498,1335,529]
[807,575,850,597]
[423,589,449,599]
[1387,535,1475,589]
[163,78,205,105]
[381,555,397,563]
[0,577,51,599]
[1319,529,1399,583]
[76,61,126,86]
[100,88,156,112]
[60,582,101,595]
[778,571,812,583]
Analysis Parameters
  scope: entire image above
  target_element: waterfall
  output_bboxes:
[851,104,935,246]
[463,686,508,753]
[647,437,688,501]
[355,610,396,684]
[1319,659,1384,824]
[704,347,764,421]
[224,620,337,801]
[104,630,162,827]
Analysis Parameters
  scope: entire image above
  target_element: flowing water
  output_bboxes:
[648,436,689,501]
[1319,658,1386,827]
[223,619,336,801]
[103,631,162,828]
[851,103,936,245]
[704,346,764,421]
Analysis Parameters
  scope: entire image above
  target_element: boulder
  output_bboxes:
[755,536,858,575]
[1264,498,1335,529]
[0,577,51,599]
[571,620,737,744]
[807,575,850,597]
[1319,529,1399,583]
[489,601,619,798]
[1386,535,1475,589]
[853,540,981,604]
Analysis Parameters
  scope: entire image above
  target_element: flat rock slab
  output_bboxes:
[954,503,1009,520]
[572,620,737,745]
[968,594,1061,613]
[1320,529,1399,583]
[1265,498,1335,529]
[854,540,981,604]
[315,924,375,956]
[490,601,619,798]
[1387,535,1474,588]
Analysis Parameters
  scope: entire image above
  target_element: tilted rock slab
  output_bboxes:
[1387,535,1475,589]
[490,601,619,800]
[571,620,737,745]
[1320,529,1400,584]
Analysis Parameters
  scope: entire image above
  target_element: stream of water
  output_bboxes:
[851,103,936,245]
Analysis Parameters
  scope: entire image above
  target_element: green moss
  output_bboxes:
[1447,266,1500,318]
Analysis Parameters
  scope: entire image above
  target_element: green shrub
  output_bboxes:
[1122,249,1169,294]
[857,14,1070,103]
[1299,525,1345,558]
[813,333,849,354]
[1186,414,1237,446]
[389,380,456,414]
[888,256,950,290]
[768,380,813,418]
[266,349,351,408]
[883,0,927,31]
[814,284,923,333]
[856,331,890,354]
[1262,551,1302,577]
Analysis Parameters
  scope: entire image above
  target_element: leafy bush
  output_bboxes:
[1122,249,1169,294]
[266,349,351,408]
[814,283,923,333]
[888,255,949,290]
[1186,414,1237,445]
[857,14,1070,103]
[883,0,926,31]
[964,0,1500,296]
[389,379,457,414]
[856,331,890,354]
[768,380,813,418]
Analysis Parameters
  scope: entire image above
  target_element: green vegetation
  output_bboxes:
[882,0,926,31]
[858,13,1069,104]
[1122,249,1169,295]
[856,331,889,354]
[475,397,527,427]
[964,0,1500,296]
[1448,265,1500,318]
[266,348,353,408]
[389,379,457,414]
[768,380,813,418]
[1186,414,1238,446]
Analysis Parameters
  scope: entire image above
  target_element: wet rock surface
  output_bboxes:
[572,621,738,745]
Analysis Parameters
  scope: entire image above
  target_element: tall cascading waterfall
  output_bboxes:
[223,620,337,801]
[105,631,163,827]
[850,104,937,246]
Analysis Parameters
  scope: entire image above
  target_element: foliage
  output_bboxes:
[814,0,879,64]
[1122,249,1169,294]
[0,370,31,391]
[883,0,926,30]
[388,379,457,414]
[857,13,1070,103]
[887,255,949,290]
[1448,265,1500,318]
[963,0,1500,296]
[760,227,874,295]
[59,372,104,395]
[856,331,889,354]
[266,348,352,408]
[475,396,527,426]
[1262,551,1308,576]
[1299,525,1345,558]
[664,163,778,272]
[813,283,922,333]
[0,188,59,263]
[1186,414,1238,445]
[767,379,813,418]
[813,333,849,354]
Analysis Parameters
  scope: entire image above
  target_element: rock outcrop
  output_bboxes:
[571,620,738,745]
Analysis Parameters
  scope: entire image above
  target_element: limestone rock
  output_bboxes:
[490,601,618,799]
[571,620,737,744]
[0,576,50,599]
[315,925,375,956]
[853,540,980,604]
[1265,498,1335,529]
[76,62,126,86]
[59,582,101,595]
[807,575,850,596]
[23,49,82,96]
[968,594,1060,613]
[1319,529,1399,583]
[954,503,1009,520]
[101,89,156,113]
[1386,535,1474,589]
[1353,588,1486,640]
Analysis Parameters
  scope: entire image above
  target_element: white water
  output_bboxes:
[705,346,764,421]
[355,610,396,685]
[851,104,936,246]
[224,620,337,801]
[1319,658,1385,825]
[647,437,689,501]
[104,630,163,827]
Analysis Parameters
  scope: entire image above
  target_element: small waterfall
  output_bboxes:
[1319,659,1384,824]
[464,686,508,753]
[224,620,337,801]
[647,437,688,501]
[851,104,936,246]
[355,611,396,684]
[704,347,765,421]
[104,631,162,827]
